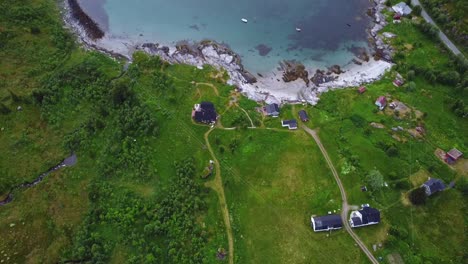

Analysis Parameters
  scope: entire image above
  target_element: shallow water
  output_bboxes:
[78,0,373,74]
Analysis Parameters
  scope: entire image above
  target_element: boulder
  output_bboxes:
[280,61,310,86]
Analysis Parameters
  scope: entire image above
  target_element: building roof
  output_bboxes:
[360,206,381,224]
[194,102,217,123]
[392,2,412,16]
[351,217,362,226]
[423,178,446,195]
[298,110,309,121]
[282,119,298,129]
[447,148,463,160]
[265,103,280,115]
[358,86,367,93]
[312,214,343,231]
[350,205,381,227]
[376,96,387,105]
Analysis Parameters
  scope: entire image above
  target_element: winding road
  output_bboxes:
[301,125,379,264]
[411,0,464,57]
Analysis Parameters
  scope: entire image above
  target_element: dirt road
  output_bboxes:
[204,128,234,264]
[302,125,379,264]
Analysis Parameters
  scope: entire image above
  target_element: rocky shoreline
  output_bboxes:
[67,0,104,40]
[62,0,394,105]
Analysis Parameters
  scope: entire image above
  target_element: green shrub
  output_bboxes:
[413,5,422,16]
[409,187,427,205]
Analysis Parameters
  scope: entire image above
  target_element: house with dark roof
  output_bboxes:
[375,96,387,110]
[281,119,298,130]
[446,148,463,164]
[192,102,217,124]
[264,103,280,117]
[349,205,381,228]
[422,178,446,196]
[298,110,309,122]
[311,214,343,232]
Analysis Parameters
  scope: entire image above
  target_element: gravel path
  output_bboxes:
[302,125,379,264]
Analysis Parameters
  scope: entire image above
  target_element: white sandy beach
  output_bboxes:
[235,57,393,105]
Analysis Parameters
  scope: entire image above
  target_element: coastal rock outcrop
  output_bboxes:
[368,0,394,62]
[280,61,310,86]
[311,70,338,86]
[67,0,104,40]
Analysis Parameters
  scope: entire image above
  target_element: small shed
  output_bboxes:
[375,96,387,110]
[393,79,404,87]
[392,2,412,16]
[298,110,309,122]
[358,86,367,94]
[446,148,463,164]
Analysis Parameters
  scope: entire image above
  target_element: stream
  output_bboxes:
[0,154,77,206]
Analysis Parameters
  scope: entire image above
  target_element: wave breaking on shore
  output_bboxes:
[62,0,393,105]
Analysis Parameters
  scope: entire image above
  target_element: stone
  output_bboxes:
[280,61,310,86]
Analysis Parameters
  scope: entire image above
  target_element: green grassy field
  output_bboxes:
[0,0,466,263]
[211,127,369,263]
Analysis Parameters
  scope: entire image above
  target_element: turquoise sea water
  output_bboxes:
[78,0,373,74]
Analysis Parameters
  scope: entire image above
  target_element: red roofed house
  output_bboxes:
[358,86,367,94]
[445,148,463,164]
[393,79,404,87]
[375,96,387,110]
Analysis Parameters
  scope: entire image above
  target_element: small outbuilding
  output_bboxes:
[298,110,309,122]
[281,119,298,130]
[422,178,445,196]
[446,148,463,164]
[349,205,381,228]
[311,214,343,232]
[392,2,412,16]
[264,103,280,117]
[375,96,387,110]
[193,102,218,124]
[393,78,404,87]
[358,86,367,94]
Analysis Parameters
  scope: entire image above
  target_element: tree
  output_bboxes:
[409,187,427,205]
[0,102,11,114]
[407,70,415,81]
[439,71,460,85]
[366,169,384,190]
[386,146,399,157]
[413,5,422,16]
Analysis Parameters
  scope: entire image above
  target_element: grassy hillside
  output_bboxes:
[0,0,466,263]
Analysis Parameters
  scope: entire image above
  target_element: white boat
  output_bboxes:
[296,27,302,32]
[241,18,248,23]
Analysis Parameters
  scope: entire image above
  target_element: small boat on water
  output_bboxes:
[296,27,302,32]
[241,18,248,23]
